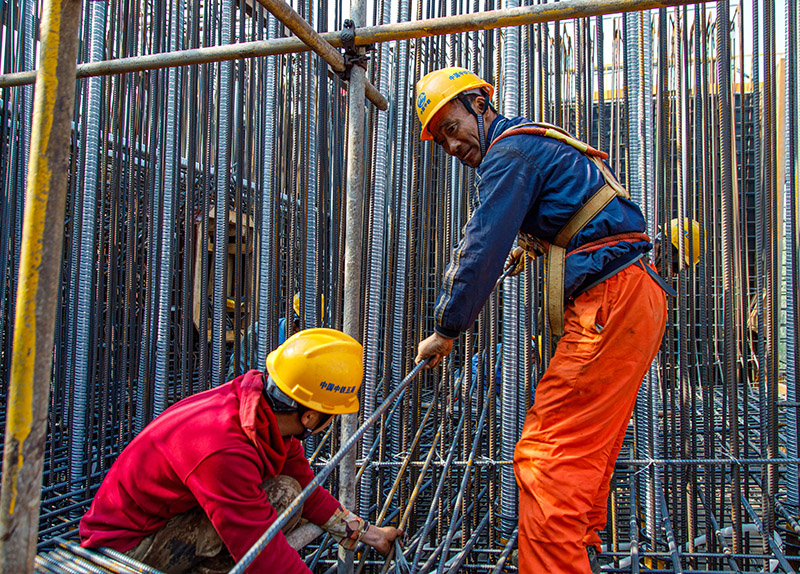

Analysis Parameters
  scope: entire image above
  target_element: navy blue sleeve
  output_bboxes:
[433,142,542,337]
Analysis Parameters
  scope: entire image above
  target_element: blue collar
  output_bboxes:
[486,114,510,144]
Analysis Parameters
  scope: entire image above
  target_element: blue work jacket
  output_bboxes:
[433,115,651,338]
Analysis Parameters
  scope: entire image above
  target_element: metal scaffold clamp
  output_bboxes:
[338,19,371,81]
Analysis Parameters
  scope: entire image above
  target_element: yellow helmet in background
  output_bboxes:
[266,328,363,415]
[669,218,704,267]
[415,67,494,141]
[293,292,326,322]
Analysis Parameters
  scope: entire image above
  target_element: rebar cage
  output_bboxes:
[0,0,799,572]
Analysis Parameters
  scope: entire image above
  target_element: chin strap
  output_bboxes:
[476,112,487,158]
[456,89,490,162]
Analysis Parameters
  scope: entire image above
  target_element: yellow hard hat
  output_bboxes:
[266,328,363,415]
[669,218,704,267]
[415,67,494,141]
[293,292,326,322]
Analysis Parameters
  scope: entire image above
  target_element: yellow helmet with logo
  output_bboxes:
[266,328,363,415]
[415,67,494,141]
[293,292,325,322]
[669,218,704,267]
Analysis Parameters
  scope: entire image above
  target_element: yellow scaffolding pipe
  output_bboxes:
[0,0,84,571]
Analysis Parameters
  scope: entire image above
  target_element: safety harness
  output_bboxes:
[487,122,633,337]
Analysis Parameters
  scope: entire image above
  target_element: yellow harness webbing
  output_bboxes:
[487,122,631,336]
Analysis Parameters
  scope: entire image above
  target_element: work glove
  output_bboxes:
[322,505,405,556]
[504,246,529,277]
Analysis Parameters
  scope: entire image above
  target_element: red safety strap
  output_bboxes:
[567,232,651,258]
[487,124,610,159]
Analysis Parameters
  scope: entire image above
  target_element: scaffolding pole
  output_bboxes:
[0,0,708,89]
[0,0,84,571]
[338,0,368,571]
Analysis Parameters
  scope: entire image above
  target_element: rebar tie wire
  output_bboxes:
[228,360,428,574]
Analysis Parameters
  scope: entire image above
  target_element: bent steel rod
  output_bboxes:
[359,379,447,574]
[436,397,491,573]
[377,419,447,574]
[490,529,519,574]
[739,495,795,573]
[409,389,473,574]
[445,510,492,573]
[697,488,740,572]
[0,0,84,570]
[228,360,427,574]
[0,0,709,89]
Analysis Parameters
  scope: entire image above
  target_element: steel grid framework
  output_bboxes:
[0,0,798,572]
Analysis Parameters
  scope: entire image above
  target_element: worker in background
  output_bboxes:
[469,337,542,395]
[278,293,325,345]
[81,329,402,574]
[412,67,670,574]
[652,217,703,276]
[227,293,324,379]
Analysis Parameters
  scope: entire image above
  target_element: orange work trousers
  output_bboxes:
[514,261,667,573]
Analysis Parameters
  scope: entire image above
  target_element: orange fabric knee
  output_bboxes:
[518,536,591,574]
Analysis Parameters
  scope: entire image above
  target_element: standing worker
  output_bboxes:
[81,328,402,573]
[413,67,669,573]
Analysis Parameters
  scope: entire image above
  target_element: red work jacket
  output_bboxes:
[79,370,340,573]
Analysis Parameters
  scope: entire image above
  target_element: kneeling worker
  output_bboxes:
[80,328,402,573]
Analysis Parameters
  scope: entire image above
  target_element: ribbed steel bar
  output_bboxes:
[784,0,800,510]
[499,0,521,540]
[68,0,105,501]
[257,14,280,370]
[359,0,392,514]
[154,0,182,416]
[717,0,744,555]
[436,394,490,572]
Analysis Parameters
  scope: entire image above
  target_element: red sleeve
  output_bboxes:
[281,438,342,525]
[186,450,311,574]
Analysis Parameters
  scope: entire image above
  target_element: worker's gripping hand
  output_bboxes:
[504,246,528,277]
[360,525,404,557]
[415,332,454,369]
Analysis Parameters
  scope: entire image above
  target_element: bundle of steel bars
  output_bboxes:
[1,0,799,572]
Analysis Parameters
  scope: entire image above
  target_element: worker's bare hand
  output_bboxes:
[504,246,527,277]
[415,333,454,368]
[360,525,404,557]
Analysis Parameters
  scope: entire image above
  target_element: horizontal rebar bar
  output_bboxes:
[356,457,800,467]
